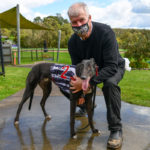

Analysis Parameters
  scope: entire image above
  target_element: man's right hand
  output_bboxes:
[70,76,82,93]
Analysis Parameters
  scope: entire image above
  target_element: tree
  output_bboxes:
[33,16,43,24]
[60,23,73,48]
[120,31,150,68]
[42,17,60,47]
[56,13,69,25]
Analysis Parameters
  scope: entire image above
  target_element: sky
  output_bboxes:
[0,0,150,29]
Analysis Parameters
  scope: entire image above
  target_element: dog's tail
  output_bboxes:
[28,92,34,110]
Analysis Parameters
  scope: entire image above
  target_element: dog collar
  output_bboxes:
[96,65,99,76]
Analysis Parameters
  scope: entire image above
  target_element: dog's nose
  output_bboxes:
[81,76,87,80]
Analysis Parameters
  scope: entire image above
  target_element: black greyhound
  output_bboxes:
[14,58,100,138]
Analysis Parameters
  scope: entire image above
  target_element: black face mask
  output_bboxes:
[72,21,89,35]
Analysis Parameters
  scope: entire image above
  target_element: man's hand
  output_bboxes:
[70,76,82,93]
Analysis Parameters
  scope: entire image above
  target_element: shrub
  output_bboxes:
[130,61,149,69]
[120,30,150,68]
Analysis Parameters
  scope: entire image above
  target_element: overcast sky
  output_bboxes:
[0,0,150,29]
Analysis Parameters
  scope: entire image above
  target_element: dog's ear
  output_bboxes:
[76,63,82,77]
[90,58,96,66]
[90,58,95,64]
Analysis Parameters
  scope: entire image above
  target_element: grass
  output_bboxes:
[0,67,30,100]
[53,52,72,64]
[119,70,150,107]
[97,70,150,107]
[0,51,150,107]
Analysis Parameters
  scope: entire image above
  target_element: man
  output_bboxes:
[67,2,125,149]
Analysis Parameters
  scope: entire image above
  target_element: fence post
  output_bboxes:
[31,50,33,61]
[57,30,61,62]
[14,52,16,65]
[16,4,21,64]
[53,48,54,61]
[0,26,5,76]
[41,48,43,60]
[36,49,38,60]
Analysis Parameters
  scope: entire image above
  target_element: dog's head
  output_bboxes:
[76,58,96,91]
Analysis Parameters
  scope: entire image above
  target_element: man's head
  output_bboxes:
[67,2,92,40]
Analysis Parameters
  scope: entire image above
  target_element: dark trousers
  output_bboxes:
[102,67,125,131]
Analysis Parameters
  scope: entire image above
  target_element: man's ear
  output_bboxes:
[88,15,92,22]
[88,15,92,28]
[89,15,91,20]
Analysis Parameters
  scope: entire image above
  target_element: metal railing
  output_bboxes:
[12,48,54,64]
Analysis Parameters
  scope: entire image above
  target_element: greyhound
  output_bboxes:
[14,58,100,138]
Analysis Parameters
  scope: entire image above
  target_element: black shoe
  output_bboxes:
[107,130,123,149]
[75,108,87,117]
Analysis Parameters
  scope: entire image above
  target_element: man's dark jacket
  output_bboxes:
[68,21,125,84]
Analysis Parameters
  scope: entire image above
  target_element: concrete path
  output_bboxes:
[0,84,150,150]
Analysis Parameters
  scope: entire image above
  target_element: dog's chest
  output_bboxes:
[50,64,76,94]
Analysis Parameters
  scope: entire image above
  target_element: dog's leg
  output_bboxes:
[14,84,35,125]
[70,98,77,139]
[85,95,100,134]
[40,79,52,120]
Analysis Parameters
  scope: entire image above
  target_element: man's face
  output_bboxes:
[70,9,89,27]
[69,8,92,38]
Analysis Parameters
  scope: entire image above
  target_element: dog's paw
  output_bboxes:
[14,121,19,126]
[46,115,52,120]
[71,134,77,139]
[92,129,101,135]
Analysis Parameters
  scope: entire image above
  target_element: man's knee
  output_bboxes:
[103,69,124,88]
[103,78,117,88]
[102,78,120,94]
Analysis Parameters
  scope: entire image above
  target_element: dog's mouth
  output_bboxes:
[82,77,90,91]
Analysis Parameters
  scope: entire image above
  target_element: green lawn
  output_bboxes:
[0,67,30,100]
[119,70,150,107]
[97,70,150,107]
[0,66,150,107]
[0,51,150,107]
[53,52,72,64]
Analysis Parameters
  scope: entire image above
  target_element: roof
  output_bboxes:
[0,6,49,30]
